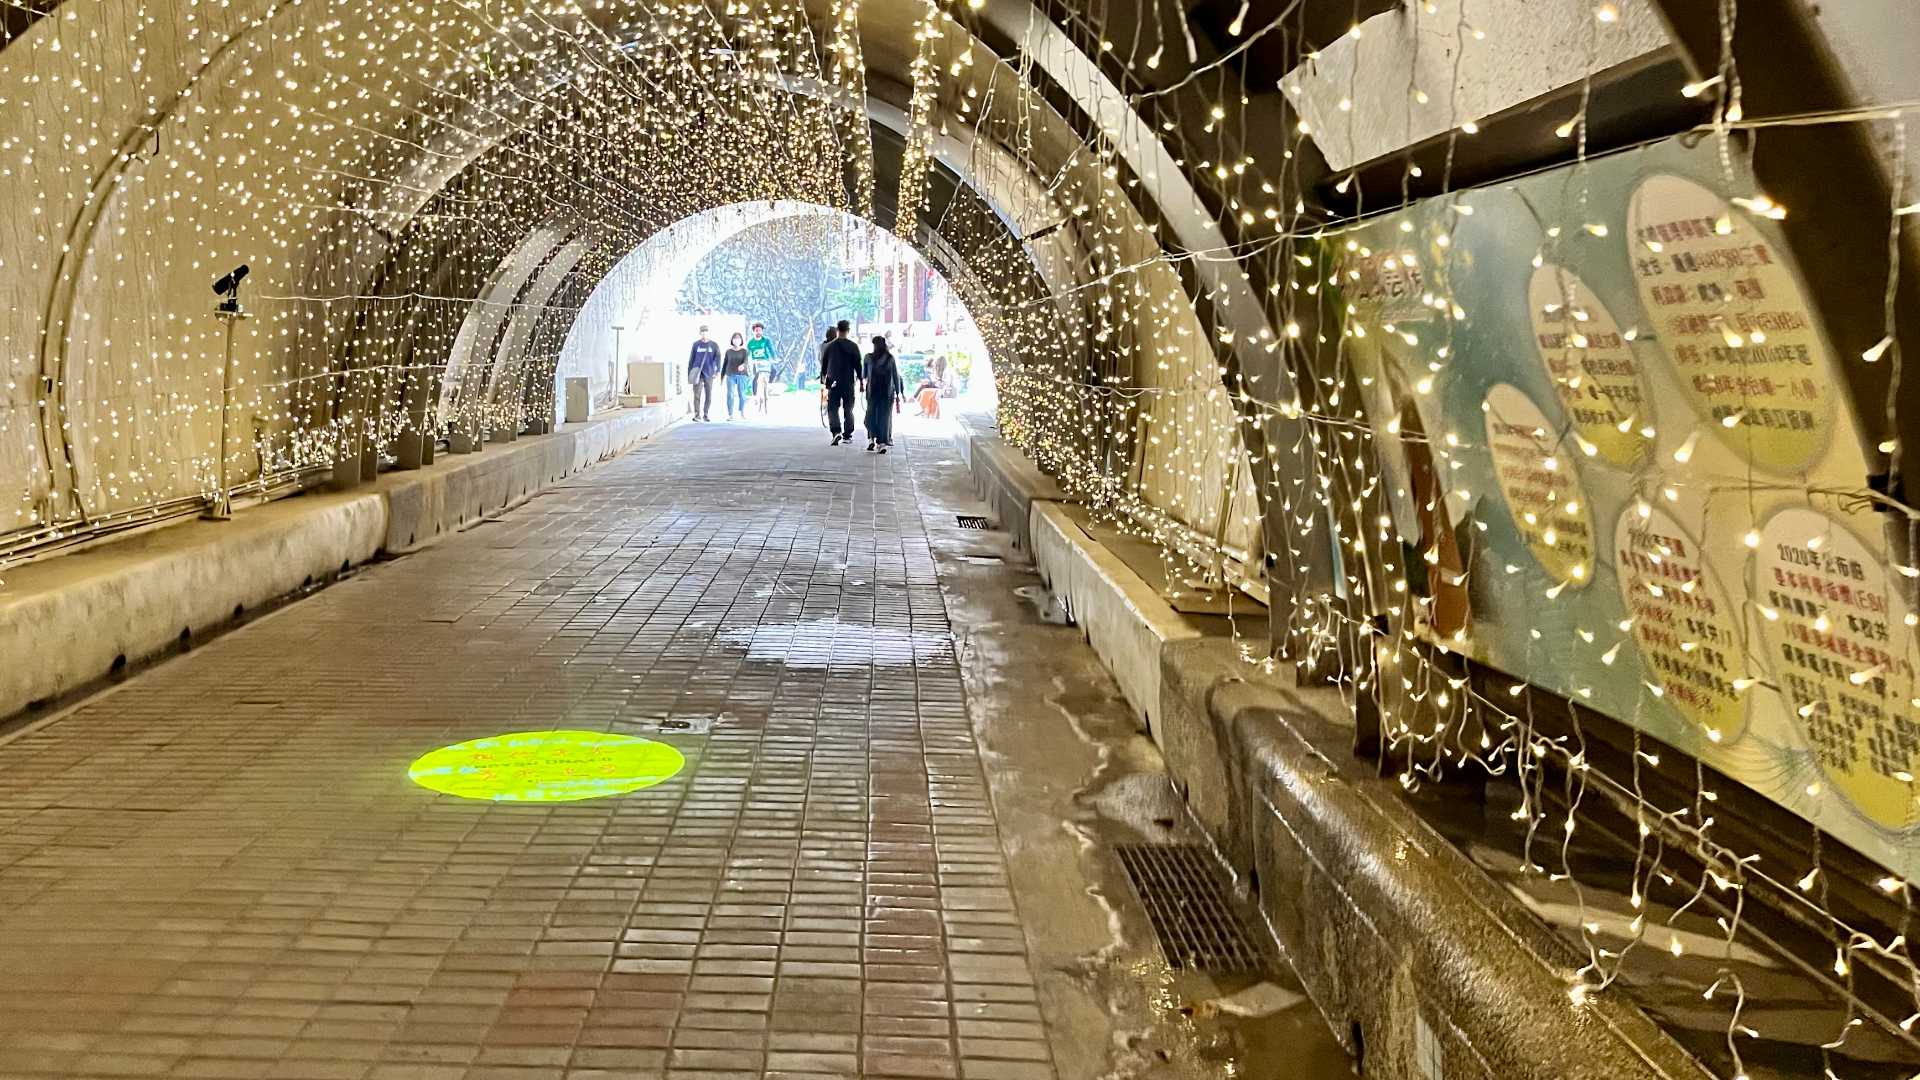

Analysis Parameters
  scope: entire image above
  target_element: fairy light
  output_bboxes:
[0,0,1914,1068]
[893,0,948,242]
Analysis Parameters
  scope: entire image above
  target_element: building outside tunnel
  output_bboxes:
[0,1,1917,1078]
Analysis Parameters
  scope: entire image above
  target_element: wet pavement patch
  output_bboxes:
[716,617,955,667]
[1013,583,1075,625]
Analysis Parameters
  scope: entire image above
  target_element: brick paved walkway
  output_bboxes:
[0,421,1057,1080]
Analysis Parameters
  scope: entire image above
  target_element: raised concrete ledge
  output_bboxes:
[950,411,994,473]
[1028,500,1200,741]
[1,494,388,723]
[963,430,1071,552]
[973,433,1706,1080]
[1162,636,1705,1080]
[383,406,673,553]
[2,405,675,719]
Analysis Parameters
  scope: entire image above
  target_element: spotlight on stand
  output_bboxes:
[203,263,251,522]
[212,264,249,313]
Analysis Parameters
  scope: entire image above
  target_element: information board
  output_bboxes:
[1335,137,1916,877]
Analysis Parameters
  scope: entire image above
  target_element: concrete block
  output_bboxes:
[563,376,591,423]
[965,433,1070,551]
[1157,638,1264,866]
[1,493,385,715]
[1028,501,1201,739]
[628,360,672,401]
[1221,701,1701,1080]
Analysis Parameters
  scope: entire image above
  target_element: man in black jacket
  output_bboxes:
[820,320,864,445]
[686,326,721,422]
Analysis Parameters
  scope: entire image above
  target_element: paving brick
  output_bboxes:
[0,428,1055,1080]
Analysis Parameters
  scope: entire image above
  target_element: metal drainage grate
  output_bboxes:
[1115,843,1269,973]
[955,515,995,530]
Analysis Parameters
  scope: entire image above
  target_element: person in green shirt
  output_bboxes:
[745,322,776,414]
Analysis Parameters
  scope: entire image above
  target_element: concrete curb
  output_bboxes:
[964,430,1708,1080]
[959,418,1070,553]
[1175,638,1707,1080]
[2,405,675,719]
[1029,501,1200,743]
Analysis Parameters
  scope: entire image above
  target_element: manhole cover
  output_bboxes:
[1115,843,1270,973]
[955,515,996,530]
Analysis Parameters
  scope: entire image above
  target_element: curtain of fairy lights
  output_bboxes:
[919,0,1920,1071]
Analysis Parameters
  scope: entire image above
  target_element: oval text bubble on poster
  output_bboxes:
[1613,505,1752,743]
[1529,264,1652,467]
[1627,175,1836,475]
[1483,384,1596,589]
[1754,509,1919,828]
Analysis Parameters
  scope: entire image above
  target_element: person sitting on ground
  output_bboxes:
[721,332,751,420]
[863,336,904,454]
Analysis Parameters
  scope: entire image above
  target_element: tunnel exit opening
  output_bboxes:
[547,201,995,434]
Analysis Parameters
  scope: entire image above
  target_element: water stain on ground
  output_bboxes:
[715,616,954,667]
[1047,680,1353,1080]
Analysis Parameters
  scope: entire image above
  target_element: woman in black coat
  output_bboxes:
[862,336,904,453]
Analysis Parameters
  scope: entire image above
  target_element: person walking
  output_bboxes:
[686,325,721,422]
[721,332,751,420]
[863,336,904,453]
[746,322,776,416]
[820,320,863,445]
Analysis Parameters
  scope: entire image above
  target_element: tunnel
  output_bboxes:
[1,1,1918,1078]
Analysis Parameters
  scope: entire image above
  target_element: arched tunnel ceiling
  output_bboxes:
[0,0,1277,538]
[3,0,1913,586]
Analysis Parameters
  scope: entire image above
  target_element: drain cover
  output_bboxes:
[624,716,716,735]
[1115,844,1269,973]
[956,515,995,529]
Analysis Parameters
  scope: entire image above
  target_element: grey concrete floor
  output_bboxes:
[0,413,1353,1079]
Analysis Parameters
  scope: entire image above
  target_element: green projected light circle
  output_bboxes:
[409,730,685,803]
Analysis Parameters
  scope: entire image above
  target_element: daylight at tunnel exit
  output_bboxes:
[1,1,1918,1078]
